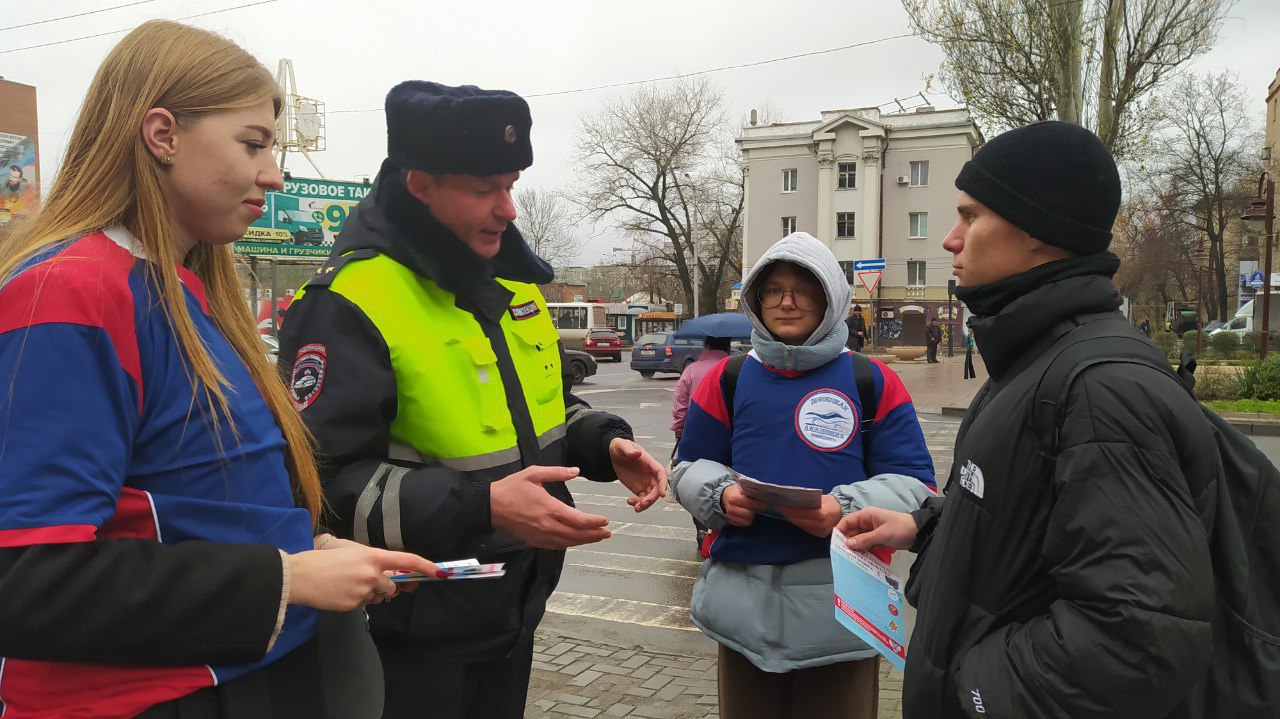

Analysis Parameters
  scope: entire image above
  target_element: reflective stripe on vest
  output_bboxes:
[303,253,566,470]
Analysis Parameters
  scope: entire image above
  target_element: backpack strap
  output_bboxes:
[720,351,879,455]
[851,351,879,446]
[1030,317,1192,459]
[306,248,381,288]
[720,353,750,423]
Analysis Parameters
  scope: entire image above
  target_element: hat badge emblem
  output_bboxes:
[504,124,516,143]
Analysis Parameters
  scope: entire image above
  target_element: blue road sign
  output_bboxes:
[1250,269,1265,289]
[853,258,887,271]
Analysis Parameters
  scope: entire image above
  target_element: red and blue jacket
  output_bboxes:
[0,229,315,719]
[677,351,936,565]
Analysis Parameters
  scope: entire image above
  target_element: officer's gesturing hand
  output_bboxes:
[490,466,612,550]
[609,438,668,512]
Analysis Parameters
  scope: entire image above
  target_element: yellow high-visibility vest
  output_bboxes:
[298,252,566,473]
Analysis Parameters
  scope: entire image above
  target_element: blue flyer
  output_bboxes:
[830,529,908,671]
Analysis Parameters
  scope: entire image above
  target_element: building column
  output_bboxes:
[816,152,835,250]
[860,148,882,261]
[741,164,754,278]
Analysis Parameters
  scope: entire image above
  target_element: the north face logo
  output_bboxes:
[959,460,985,499]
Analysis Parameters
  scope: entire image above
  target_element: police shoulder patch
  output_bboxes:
[509,301,540,321]
[290,343,327,410]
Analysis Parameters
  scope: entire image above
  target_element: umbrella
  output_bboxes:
[673,312,752,340]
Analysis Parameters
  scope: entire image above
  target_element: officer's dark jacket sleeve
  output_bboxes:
[951,364,1215,718]
[0,540,282,666]
[278,288,491,559]
[559,343,632,483]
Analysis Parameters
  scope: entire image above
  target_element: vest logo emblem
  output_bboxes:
[290,343,327,411]
[959,460,986,499]
[509,301,541,321]
[794,389,858,452]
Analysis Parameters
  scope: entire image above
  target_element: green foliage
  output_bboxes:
[1182,331,1204,356]
[1242,332,1263,355]
[1152,331,1179,357]
[1252,354,1280,401]
[1192,366,1241,401]
[1210,330,1240,356]
[1205,398,1280,414]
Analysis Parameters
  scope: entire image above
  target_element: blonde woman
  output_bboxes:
[0,21,438,719]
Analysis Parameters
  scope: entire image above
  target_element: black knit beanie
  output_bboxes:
[955,121,1121,255]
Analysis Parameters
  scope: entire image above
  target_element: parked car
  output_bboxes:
[583,329,624,362]
[629,332,704,378]
[261,334,279,365]
[564,348,598,386]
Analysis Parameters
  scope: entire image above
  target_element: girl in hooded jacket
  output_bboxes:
[671,232,936,718]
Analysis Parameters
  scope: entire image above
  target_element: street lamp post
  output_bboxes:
[1242,173,1276,360]
[1193,244,1209,357]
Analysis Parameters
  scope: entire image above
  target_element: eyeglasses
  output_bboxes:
[758,286,818,310]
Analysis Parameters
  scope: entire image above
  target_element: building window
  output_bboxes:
[910,160,930,187]
[836,212,856,238]
[907,261,926,286]
[781,216,797,236]
[839,261,856,285]
[782,168,797,193]
[909,212,928,239]
[838,162,857,189]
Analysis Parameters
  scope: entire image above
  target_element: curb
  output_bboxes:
[939,408,1280,436]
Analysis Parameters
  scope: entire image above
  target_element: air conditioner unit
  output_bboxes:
[896,176,910,184]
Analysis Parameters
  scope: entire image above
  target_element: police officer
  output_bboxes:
[279,81,668,719]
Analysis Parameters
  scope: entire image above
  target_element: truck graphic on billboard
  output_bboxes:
[237,177,370,253]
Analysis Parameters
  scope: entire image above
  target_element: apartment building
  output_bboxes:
[737,105,981,346]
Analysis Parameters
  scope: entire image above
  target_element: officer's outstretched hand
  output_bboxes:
[491,466,612,550]
[609,438,668,512]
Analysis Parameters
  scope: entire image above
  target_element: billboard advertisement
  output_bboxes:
[0,131,38,228]
[234,177,370,257]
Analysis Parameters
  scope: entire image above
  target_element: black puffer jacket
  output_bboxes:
[904,263,1219,719]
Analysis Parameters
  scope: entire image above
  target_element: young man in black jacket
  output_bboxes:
[837,122,1219,719]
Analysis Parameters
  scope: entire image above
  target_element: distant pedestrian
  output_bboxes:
[846,304,867,352]
[672,336,733,551]
[925,318,942,363]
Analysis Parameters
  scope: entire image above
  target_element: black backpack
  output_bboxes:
[1030,317,1280,715]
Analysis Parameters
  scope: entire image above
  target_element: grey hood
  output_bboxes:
[742,232,851,370]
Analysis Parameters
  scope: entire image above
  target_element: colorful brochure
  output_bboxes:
[733,471,823,509]
[391,558,506,583]
[830,529,908,671]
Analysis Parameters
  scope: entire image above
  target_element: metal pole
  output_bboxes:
[1196,265,1204,357]
[693,240,699,318]
[947,279,956,358]
[1263,177,1275,361]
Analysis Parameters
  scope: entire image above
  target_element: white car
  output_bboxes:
[261,334,280,364]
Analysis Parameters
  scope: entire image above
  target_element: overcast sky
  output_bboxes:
[3,0,1277,263]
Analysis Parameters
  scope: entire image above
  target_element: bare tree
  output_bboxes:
[903,0,1233,155]
[514,186,581,268]
[574,78,743,316]
[1147,71,1260,320]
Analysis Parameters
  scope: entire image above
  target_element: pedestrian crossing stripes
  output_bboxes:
[545,591,698,632]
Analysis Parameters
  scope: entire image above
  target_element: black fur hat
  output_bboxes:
[385,81,533,176]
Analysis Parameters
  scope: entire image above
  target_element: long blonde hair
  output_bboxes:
[0,20,323,521]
